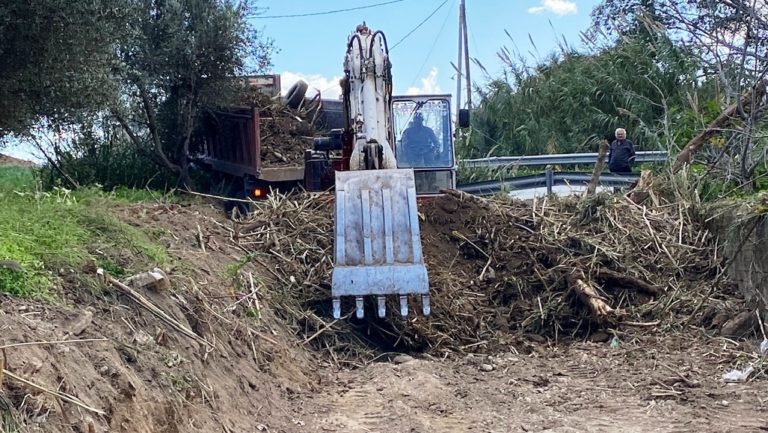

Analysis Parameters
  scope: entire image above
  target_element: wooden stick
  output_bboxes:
[0,339,108,350]
[596,268,660,296]
[180,189,254,203]
[303,319,340,345]
[102,270,213,347]
[196,224,207,253]
[586,139,610,195]
[2,369,106,415]
[0,348,5,390]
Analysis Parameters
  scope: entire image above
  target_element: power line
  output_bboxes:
[409,0,457,88]
[250,0,405,19]
[390,0,450,50]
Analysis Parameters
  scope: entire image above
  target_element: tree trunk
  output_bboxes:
[136,81,183,176]
[586,139,610,195]
[673,80,767,172]
[627,170,655,204]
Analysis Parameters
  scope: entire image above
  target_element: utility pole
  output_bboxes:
[455,0,464,117]
[461,0,470,109]
[455,0,471,116]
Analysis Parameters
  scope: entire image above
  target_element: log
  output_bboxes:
[627,170,654,204]
[572,278,614,316]
[586,139,610,195]
[673,80,767,172]
[596,268,660,296]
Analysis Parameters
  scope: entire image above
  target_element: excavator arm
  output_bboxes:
[343,24,397,171]
[331,24,431,319]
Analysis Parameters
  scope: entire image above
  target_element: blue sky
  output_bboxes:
[253,0,602,102]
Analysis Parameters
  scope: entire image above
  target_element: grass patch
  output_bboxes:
[0,166,169,300]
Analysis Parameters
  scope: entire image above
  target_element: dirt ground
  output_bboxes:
[2,199,768,433]
[299,336,768,433]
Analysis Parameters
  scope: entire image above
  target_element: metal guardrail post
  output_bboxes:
[545,167,553,195]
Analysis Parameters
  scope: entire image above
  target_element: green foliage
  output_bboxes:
[0,0,129,137]
[0,166,167,300]
[2,0,276,190]
[464,31,700,159]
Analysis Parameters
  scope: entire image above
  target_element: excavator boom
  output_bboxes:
[331,24,431,319]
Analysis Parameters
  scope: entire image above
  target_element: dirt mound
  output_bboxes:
[232,188,731,357]
[0,202,318,432]
[0,153,35,167]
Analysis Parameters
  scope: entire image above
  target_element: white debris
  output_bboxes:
[722,366,754,383]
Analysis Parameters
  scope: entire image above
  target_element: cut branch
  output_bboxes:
[586,139,610,195]
[673,80,767,171]
[596,268,660,296]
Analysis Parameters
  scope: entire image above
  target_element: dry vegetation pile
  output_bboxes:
[246,93,318,167]
[230,187,732,360]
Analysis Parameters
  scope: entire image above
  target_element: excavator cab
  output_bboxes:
[392,95,457,195]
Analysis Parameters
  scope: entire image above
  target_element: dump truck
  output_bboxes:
[196,24,469,319]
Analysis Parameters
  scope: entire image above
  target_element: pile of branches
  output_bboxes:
[230,185,729,358]
[229,194,382,365]
[239,91,318,167]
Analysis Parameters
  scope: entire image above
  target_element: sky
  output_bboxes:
[252,0,602,103]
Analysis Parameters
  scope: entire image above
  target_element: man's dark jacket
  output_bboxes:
[608,139,636,173]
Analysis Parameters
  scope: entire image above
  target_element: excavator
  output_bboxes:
[196,24,468,320]
[329,23,468,319]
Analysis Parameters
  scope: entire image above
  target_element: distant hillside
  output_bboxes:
[0,153,35,167]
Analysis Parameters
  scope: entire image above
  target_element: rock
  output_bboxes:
[479,363,494,372]
[133,330,154,346]
[392,354,415,364]
[68,309,93,336]
[122,268,169,291]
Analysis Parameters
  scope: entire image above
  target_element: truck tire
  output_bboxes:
[284,80,308,109]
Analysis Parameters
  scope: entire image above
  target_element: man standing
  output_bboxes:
[608,128,636,174]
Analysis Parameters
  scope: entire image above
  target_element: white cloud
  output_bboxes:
[406,67,442,95]
[280,71,343,100]
[528,0,577,16]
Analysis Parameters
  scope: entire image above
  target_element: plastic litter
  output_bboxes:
[610,336,620,349]
[760,338,768,356]
[722,366,754,383]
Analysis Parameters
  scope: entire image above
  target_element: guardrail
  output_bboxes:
[458,171,640,196]
[459,150,668,169]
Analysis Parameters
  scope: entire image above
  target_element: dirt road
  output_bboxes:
[297,337,768,433]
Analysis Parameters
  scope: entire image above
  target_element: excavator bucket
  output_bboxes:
[331,169,430,319]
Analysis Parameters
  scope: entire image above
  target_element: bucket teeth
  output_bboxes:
[421,295,431,316]
[355,296,365,319]
[333,297,341,320]
[399,295,409,316]
[377,296,386,318]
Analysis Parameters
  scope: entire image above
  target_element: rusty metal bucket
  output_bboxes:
[331,169,430,319]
